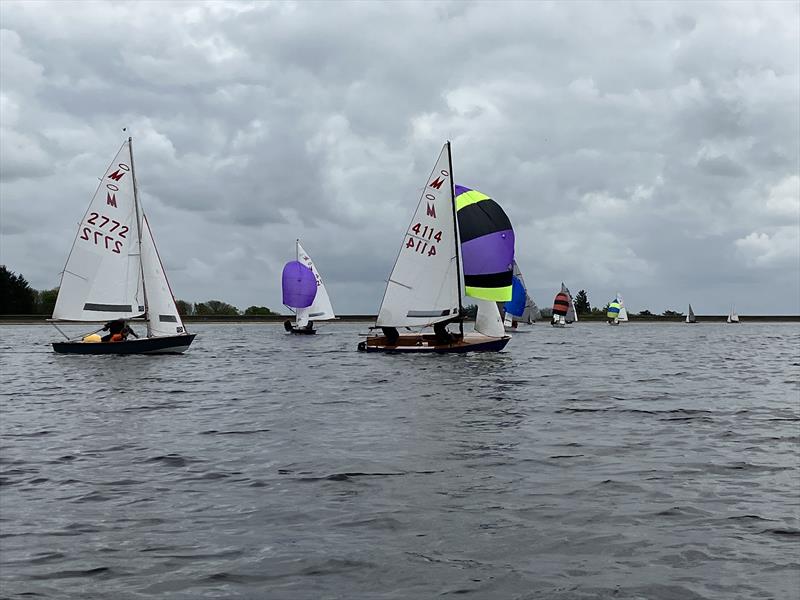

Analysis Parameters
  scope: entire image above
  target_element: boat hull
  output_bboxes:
[53,334,196,355]
[288,328,316,335]
[358,333,510,354]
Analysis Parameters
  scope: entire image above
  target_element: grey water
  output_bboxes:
[0,322,798,600]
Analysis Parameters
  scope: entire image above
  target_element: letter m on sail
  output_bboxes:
[426,203,436,218]
[429,177,445,190]
[108,169,126,182]
[106,192,117,207]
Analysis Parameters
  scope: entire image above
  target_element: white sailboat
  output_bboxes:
[358,142,511,353]
[500,261,540,331]
[51,138,195,354]
[616,292,628,322]
[686,304,697,323]
[727,306,740,323]
[281,240,335,334]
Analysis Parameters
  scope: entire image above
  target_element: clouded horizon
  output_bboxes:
[1,0,798,315]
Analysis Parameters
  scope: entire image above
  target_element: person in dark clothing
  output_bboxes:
[101,319,139,342]
[433,313,464,345]
[381,326,399,345]
[284,320,293,332]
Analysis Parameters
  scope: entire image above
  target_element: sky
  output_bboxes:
[1,0,798,315]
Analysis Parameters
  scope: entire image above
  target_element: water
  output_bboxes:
[1,322,798,599]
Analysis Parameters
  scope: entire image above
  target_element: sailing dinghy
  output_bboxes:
[607,293,628,325]
[282,240,335,334]
[551,283,577,327]
[500,261,540,331]
[727,306,740,323]
[358,142,512,353]
[51,138,195,354]
[686,304,697,323]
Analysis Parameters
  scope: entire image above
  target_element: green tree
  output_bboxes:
[195,300,239,316]
[574,289,590,314]
[244,305,273,316]
[175,300,193,316]
[638,309,653,316]
[662,309,684,318]
[0,266,36,314]
[35,288,59,315]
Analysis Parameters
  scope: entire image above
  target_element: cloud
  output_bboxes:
[0,0,798,315]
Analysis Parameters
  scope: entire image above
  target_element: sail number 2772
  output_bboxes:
[406,223,442,257]
[79,212,128,254]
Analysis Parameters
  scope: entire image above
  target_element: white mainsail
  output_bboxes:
[686,304,696,323]
[564,284,578,323]
[475,299,505,337]
[53,141,144,322]
[376,143,461,327]
[297,241,335,322]
[140,215,185,338]
[727,306,740,323]
[617,292,629,321]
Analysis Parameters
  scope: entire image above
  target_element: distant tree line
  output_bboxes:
[0,266,276,316]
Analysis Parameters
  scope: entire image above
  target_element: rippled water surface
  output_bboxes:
[1,322,798,599]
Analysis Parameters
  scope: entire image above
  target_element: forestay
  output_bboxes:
[297,241,335,321]
[53,141,144,322]
[140,215,185,337]
[376,143,460,328]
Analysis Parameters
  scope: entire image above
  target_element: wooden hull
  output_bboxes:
[358,333,510,354]
[53,334,196,355]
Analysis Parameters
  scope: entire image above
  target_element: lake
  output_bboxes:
[1,322,798,599]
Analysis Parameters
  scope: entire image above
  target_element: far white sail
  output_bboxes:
[617,292,629,322]
[297,241,335,321]
[565,284,578,323]
[727,306,740,323]
[140,215,185,338]
[686,304,696,323]
[475,299,505,337]
[376,143,461,328]
[53,141,144,322]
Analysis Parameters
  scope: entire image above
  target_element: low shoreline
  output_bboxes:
[1,315,799,324]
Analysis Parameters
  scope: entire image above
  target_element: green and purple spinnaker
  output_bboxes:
[282,261,317,309]
[455,185,515,302]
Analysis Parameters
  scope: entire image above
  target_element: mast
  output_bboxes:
[129,136,149,333]
[447,141,464,338]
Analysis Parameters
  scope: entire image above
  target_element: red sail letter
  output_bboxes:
[426,203,436,218]
[108,169,126,182]
[429,177,445,190]
[106,193,117,207]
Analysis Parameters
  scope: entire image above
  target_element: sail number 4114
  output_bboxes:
[406,223,442,257]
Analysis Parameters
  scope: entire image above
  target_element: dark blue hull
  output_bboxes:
[53,334,196,355]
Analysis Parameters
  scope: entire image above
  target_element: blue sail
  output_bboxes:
[504,276,526,318]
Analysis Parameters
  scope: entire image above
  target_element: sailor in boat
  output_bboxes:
[433,313,463,345]
[100,318,139,342]
[381,326,400,345]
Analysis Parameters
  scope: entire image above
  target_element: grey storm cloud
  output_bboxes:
[1,0,798,315]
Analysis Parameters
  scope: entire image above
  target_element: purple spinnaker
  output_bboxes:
[460,229,515,275]
[282,261,317,308]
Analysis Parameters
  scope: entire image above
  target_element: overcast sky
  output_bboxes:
[1,0,798,315]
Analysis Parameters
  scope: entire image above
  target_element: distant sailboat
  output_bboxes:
[282,240,335,334]
[686,304,697,323]
[358,142,512,353]
[727,306,740,323]
[500,261,540,331]
[607,292,628,325]
[551,283,577,327]
[50,138,195,354]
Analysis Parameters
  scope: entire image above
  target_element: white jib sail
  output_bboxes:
[617,292,629,321]
[53,140,144,321]
[297,241,335,321]
[376,143,460,328]
[475,299,505,337]
[565,284,578,323]
[140,214,185,338]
